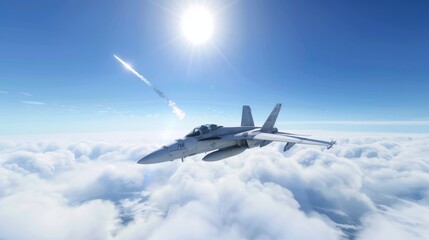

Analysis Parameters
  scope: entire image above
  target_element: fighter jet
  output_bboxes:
[138,104,335,164]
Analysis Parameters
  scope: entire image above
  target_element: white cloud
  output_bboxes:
[21,100,46,105]
[4,149,75,177]
[0,192,118,240]
[19,92,33,97]
[357,201,429,240]
[0,132,428,239]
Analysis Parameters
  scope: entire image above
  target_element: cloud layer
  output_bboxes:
[0,132,428,240]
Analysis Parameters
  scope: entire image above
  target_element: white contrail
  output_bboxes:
[113,54,185,120]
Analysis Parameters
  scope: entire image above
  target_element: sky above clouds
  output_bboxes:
[1,0,429,135]
[0,132,428,240]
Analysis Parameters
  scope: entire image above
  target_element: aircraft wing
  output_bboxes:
[222,131,335,149]
[276,131,311,137]
[253,133,334,147]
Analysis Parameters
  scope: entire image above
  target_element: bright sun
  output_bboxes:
[181,6,214,45]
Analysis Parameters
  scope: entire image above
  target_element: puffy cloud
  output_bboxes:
[0,133,428,240]
[21,100,46,105]
[357,201,429,240]
[3,149,75,177]
[0,192,118,240]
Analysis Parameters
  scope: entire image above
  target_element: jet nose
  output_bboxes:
[137,149,169,164]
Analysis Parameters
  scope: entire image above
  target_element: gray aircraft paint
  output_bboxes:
[138,104,335,164]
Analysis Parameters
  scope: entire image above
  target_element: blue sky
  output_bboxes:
[1,0,428,135]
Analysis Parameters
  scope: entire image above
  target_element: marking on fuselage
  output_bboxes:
[177,142,185,149]
[169,142,186,152]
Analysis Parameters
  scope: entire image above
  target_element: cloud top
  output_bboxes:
[21,100,46,105]
[0,133,428,239]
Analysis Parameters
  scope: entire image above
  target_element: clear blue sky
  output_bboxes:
[1,0,428,135]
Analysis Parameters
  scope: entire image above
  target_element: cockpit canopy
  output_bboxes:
[186,124,221,137]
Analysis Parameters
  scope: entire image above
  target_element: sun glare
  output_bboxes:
[181,6,214,45]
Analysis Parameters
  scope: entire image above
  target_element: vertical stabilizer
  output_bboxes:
[260,103,281,133]
[241,105,255,126]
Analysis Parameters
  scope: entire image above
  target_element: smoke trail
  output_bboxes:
[113,54,185,120]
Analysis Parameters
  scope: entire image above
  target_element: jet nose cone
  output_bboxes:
[137,149,169,164]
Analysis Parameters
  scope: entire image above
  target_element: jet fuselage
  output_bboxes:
[138,126,259,164]
[137,104,334,164]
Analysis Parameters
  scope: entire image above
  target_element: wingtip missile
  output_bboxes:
[327,140,336,149]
